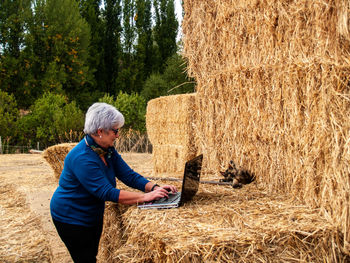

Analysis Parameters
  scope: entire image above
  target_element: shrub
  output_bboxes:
[0,90,19,139]
[141,73,168,101]
[17,92,84,147]
[141,54,196,101]
[99,91,147,132]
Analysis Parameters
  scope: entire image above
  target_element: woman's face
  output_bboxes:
[98,126,120,148]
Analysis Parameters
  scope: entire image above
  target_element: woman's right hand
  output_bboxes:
[143,187,169,203]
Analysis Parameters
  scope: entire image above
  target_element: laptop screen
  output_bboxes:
[181,154,203,202]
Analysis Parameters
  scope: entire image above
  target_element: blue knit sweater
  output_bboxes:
[50,135,150,226]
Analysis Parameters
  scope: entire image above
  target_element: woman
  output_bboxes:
[50,102,177,263]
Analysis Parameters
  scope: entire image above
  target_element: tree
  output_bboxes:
[17,92,84,147]
[116,0,136,94]
[0,90,19,140]
[0,0,33,108]
[115,91,146,132]
[153,0,178,71]
[99,91,146,132]
[122,0,135,58]
[43,0,93,107]
[134,0,153,91]
[163,53,195,95]
[141,53,195,101]
[141,73,167,101]
[78,0,104,92]
[102,0,122,94]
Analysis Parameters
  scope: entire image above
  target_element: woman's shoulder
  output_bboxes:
[67,139,98,163]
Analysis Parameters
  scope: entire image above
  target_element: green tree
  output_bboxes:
[122,0,135,57]
[17,92,84,147]
[44,0,93,107]
[0,90,19,140]
[115,91,146,131]
[116,0,136,94]
[99,91,146,132]
[153,0,178,71]
[78,0,103,93]
[0,0,33,108]
[134,0,153,91]
[102,0,122,94]
[141,73,167,101]
[163,53,195,94]
[21,0,50,107]
[141,53,195,101]
[98,93,115,105]
[19,0,94,109]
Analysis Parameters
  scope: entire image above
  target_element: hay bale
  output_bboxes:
[98,183,349,262]
[98,202,130,262]
[42,143,77,179]
[182,0,350,251]
[0,183,52,262]
[146,93,198,176]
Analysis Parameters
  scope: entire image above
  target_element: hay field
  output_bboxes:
[0,153,152,263]
[98,180,349,262]
[2,151,348,262]
[0,154,72,262]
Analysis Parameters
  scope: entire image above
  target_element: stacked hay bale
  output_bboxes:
[146,93,198,176]
[42,144,349,262]
[42,143,77,179]
[97,184,349,262]
[182,0,350,253]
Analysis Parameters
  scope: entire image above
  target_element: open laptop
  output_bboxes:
[138,154,203,209]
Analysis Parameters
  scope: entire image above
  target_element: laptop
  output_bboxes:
[138,154,203,209]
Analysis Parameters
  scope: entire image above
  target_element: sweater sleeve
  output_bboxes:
[113,151,150,192]
[70,155,120,202]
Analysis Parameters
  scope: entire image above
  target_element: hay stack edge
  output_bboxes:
[146,93,198,176]
[43,143,77,179]
[42,0,350,261]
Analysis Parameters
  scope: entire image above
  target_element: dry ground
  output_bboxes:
[0,153,153,263]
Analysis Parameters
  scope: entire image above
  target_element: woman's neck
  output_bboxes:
[90,134,109,149]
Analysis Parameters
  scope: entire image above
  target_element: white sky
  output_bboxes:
[175,0,183,24]
[175,0,183,40]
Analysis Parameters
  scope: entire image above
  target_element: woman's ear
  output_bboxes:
[97,128,103,137]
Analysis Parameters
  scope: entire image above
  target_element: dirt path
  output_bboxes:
[0,153,153,263]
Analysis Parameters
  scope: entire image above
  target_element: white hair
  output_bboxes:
[83,102,124,135]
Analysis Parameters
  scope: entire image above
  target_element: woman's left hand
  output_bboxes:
[160,185,178,193]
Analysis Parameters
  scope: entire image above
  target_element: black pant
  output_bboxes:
[52,218,103,263]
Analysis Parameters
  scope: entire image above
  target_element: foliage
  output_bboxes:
[141,73,168,101]
[0,0,33,108]
[142,53,195,101]
[134,0,154,91]
[98,93,115,105]
[78,0,104,92]
[153,0,178,70]
[101,0,122,94]
[0,90,19,139]
[115,91,147,132]
[17,92,84,147]
[99,91,147,132]
[42,0,93,106]
[0,0,183,150]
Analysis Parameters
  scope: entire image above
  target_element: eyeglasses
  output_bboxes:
[110,128,119,135]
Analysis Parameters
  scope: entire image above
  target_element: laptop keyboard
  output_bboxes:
[153,192,181,204]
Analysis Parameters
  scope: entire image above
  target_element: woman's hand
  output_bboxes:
[143,187,169,203]
[118,184,179,204]
[159,184,178,193]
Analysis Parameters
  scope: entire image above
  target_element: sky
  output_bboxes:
[175,0,183,24]
[174,0,183,40]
